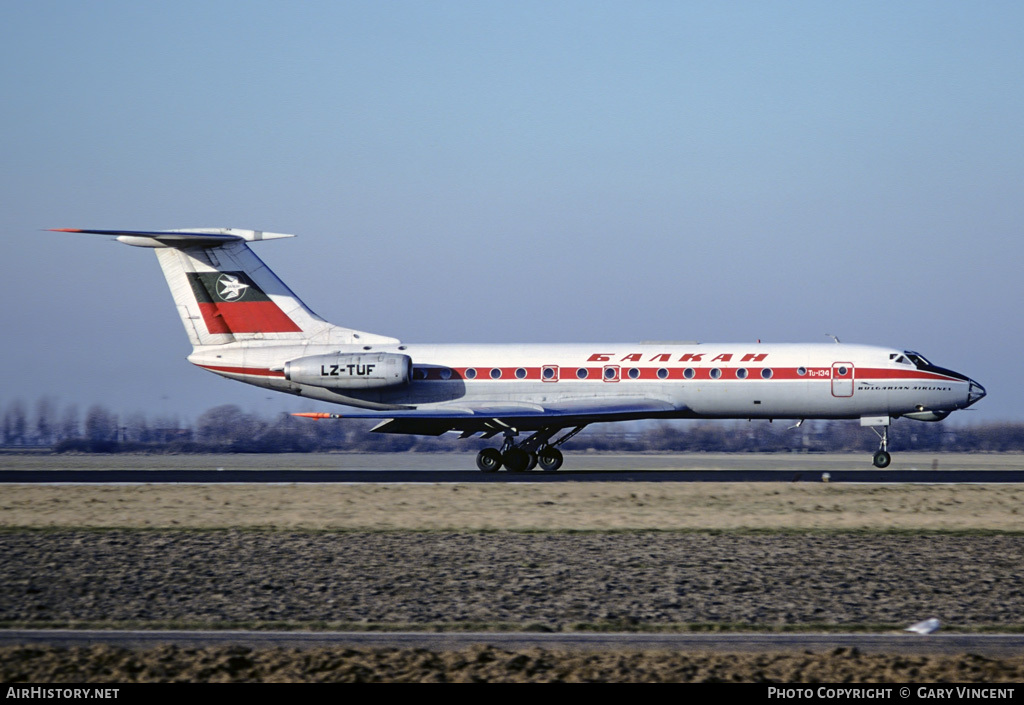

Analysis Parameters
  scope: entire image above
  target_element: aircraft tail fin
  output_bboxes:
[54,228,398,348]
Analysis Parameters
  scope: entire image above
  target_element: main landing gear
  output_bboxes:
[475,426,586,473]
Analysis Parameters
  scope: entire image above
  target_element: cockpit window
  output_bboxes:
[904,351,933,369]
[890,354,911,365]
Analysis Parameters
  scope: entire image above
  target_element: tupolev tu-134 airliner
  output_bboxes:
[56,227,986,471]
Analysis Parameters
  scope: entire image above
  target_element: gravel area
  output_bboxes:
[3,530,1023,629]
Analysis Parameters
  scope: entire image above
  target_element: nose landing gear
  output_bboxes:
[865,418,892,468]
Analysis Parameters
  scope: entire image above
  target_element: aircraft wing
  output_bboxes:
[296,397,683,436]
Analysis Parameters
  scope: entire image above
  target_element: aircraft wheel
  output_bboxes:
[872,450,891,468]
[525,452,538,471]
[503,448,530,473]
[538,447,563,472]
[476,448,503,473]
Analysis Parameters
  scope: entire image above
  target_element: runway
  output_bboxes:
[5,629,1024,657]
[3,468,1024,483]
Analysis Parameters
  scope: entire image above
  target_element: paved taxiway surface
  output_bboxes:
[4,468,1024,483]
[5,630,1024,656]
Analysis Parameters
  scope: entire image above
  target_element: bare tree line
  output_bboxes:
[2,396,1023,454]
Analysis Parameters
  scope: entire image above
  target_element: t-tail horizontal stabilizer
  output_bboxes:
[49,228,295,248]
[54,227,400,348]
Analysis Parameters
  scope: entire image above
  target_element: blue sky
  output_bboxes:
[1,1,1021,424]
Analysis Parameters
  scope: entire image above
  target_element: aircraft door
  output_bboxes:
[832,362,854,397]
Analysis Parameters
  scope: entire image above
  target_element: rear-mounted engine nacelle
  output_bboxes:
[284,352,413,390]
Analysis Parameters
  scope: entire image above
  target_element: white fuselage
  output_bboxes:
[189,341,978,423]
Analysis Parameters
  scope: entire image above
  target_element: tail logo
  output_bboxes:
[216,274,251,302]
[187,271,302,334]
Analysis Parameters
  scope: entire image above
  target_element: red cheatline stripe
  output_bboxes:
[197,364,285,378]
[197,364,961,384]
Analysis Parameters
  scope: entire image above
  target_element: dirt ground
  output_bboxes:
[6,531,1024,627]
[4,644,1024,683]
